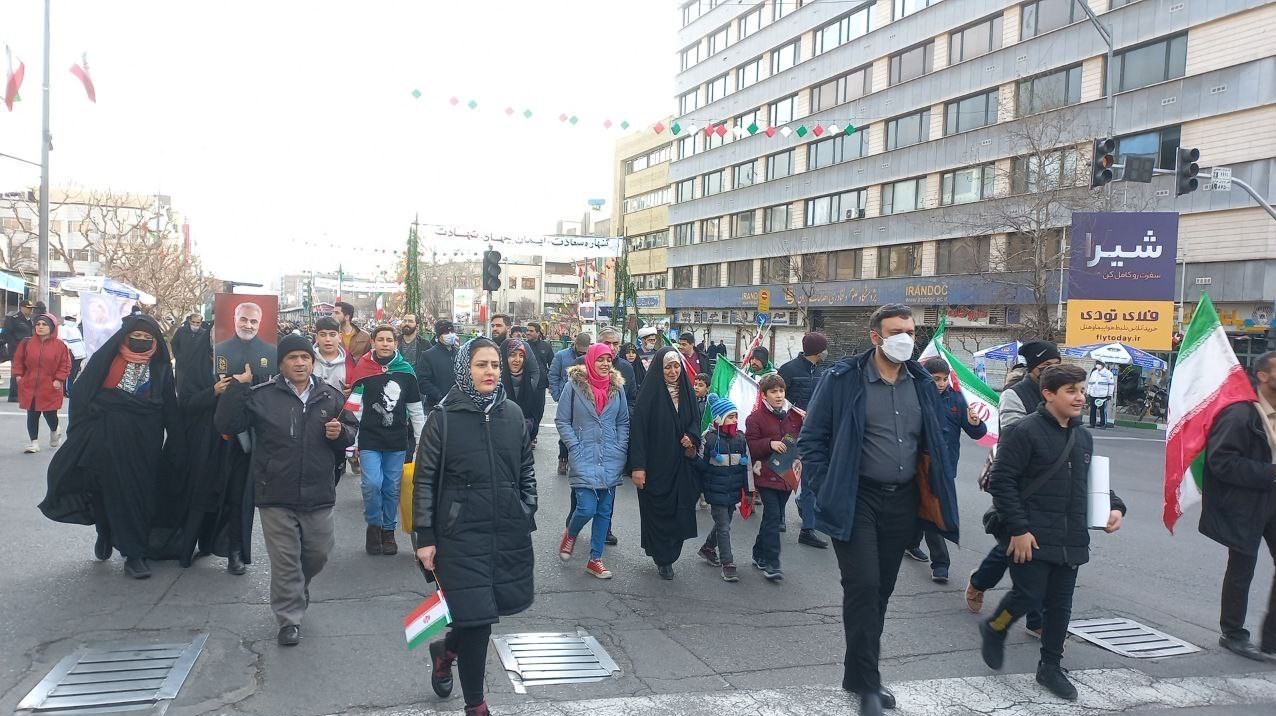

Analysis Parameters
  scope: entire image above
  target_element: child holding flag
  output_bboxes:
[693,395,750,582]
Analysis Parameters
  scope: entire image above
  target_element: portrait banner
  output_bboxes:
[1066,299,1174,350]
[213,293,279,381]
[1069,212,1178,301]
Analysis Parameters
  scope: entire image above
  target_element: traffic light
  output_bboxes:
[482,250,502,292]
[1175,147,1200,196]
[1090,138,1115,188]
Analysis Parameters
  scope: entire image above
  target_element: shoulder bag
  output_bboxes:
[982,428,1076,540]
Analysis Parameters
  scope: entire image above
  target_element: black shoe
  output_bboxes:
[859,691,884,716]
[931,566,949,584]
[429,639,455,697]
[227,551,246,576]
[1219,634,1268,661]
[277,625,300,646]
[1035,662,1077,701]
[880,685,896,709]
[905,547,928,562]
[797,529,828,548]
[93,531,112,561]
[605,531,618,546]
[657,564,674,580]
[123,557,151,580]
[763,565,784,581]
[698,545,721,567]
[979,620,1006,670]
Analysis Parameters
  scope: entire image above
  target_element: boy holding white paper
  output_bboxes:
[978,364,1127,701]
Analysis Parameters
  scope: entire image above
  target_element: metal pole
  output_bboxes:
[1176,258,1187,330]
[37,0,51,306]
[1075,1,1116,209]
[1056,229,1066,329]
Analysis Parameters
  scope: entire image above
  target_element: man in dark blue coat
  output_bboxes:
[797,304,957,716]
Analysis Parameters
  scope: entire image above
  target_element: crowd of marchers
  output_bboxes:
[5,296,1276,716]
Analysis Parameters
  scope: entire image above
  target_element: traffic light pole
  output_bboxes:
[1118,164,1276,222]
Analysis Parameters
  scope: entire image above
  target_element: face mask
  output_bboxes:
[441,333,459,347]
[127,337,154,353]
[878,333,914,363]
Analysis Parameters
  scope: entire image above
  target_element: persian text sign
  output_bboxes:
[1069,212,1178,301]
[1066,299,1173,350]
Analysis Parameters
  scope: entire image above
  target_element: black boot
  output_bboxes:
[227,551,246,575]
[429,639,456,697]
[124,557,151,579]
[93,530,112,561]
[797,529,828,548]
[1035,662,1078,701]
[366,525,382,555]
[859,691,884,716]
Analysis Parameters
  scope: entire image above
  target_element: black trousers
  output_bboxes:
[559,439,568,461]
[1087,396,1108,427]
[831,479,918,694]
[1221,509,1276,650]
[987,559,1079,666]
[445,624,493,707]
[911,525,949,569]
[26,409,58,439]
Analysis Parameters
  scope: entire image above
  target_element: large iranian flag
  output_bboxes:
[1164,294,1257,532]
[703,357,764,431]
[918,317,999,446]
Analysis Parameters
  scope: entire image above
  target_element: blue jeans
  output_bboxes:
[568,487,615,560]
[753,487,792,569]
[360,450,405,530]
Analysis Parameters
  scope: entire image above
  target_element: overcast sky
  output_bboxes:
[0,1,675,285]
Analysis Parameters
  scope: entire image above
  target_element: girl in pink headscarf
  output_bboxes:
[554,341,630,579]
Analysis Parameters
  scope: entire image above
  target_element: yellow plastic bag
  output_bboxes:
[399,461,416,534]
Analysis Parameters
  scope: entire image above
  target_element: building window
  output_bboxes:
[738,4,763,38]
[702,217,723,242]
[706,74,729,104]
[545,261,574,275]
[626,146,671,174]
[1011,150,1079,193]
[681,0,703,27]
[728,260,753,286]
[709,25,730,55]
[945,89,999,135]
[678,135,696,159]
[675,178,695,203]
[941,164,995,205]
[771,39,800,75]
[760,256,791,283]
[769,95,796,126]
[623,187,671,213]
[885,109,930,150]
[828,249,863,280]
[737,57,764,90]
[764,204,790,232]
[629,231,669,251]
[733,160,756,188]
[950,15,1003,64]
[680,89,699,115]
[766,149,794,180]
[1016,64,1082,116]
[806,189,868,226]
[877,243,922,277]
[882,176,927,215]
[1116,34,1187,92]
[521,277,537,290]
[1005,230,1065,271]
[889,41,934,85]
[1115,125,1181,174]
[1021,0,1079,39]
[808,131,869,170]
[936,236,991,275]
[734,108,761,134]
[893,0,939,21]
[703,170,724,196]
[699,263,721,287]
[733,210,756,236]
[815,4,873,55]
[810,66,872,113]
[681,44,701,71]
[674,223,697,246]
[672,266,693,288]
[773,0,795,21]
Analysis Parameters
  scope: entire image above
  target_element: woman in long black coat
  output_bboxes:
[500,338,545,446]
[629,347,701,579]
[413,338,536,716]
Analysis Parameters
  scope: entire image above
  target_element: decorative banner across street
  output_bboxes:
[1069,212,1178,301]
[1067,299,1174,350]
[424,225,623,258]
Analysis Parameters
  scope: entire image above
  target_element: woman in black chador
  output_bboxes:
[40,314,180,579]
[628,347,701,579]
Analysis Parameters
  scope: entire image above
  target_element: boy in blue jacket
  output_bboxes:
[692,394,750,582]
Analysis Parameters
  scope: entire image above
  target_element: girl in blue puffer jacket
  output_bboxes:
[692,394,750,582]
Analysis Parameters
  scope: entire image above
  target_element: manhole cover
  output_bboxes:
[17,634,208,714]
[1068,618,1200,658]
[491,631,620,693]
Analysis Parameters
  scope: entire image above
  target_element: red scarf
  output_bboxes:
[104,340,157,388]
[584,343,613,415]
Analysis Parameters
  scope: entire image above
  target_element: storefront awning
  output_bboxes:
[0,270,26,294]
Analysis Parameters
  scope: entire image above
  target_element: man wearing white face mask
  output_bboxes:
[797,304,958,716]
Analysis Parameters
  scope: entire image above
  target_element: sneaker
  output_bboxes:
[49,429,61,448]
[965,571,985,613]
[428,639,455,697]
[123,557,151,580]
[557,458,568,475]
[1027,625,1044,639]
[797,529,828,548]
[721,564,739,582]
[585,559,613,579]
[558,531,576,561]
[979,620,1006,670]
[697,545,721,567]
[23,440,39,454]
[752,557,768,571]
[277,625,300,647]
[763,565,784,581]
[931,566,949,584]
[1035,662,1078,701]
[905,547,929,562]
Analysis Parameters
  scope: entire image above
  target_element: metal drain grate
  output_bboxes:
[1068,618,1200,658]
[491,630,620,693]
[17,634,208,714]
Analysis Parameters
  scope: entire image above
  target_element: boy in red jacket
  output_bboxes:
[746,374,804,581]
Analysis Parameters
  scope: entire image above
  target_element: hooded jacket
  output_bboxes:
[13,316,71,412]
[556,365,629,490]
[313,344,352,392]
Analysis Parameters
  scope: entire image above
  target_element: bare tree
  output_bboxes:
[513,297,537,323]
[418,259,480,322]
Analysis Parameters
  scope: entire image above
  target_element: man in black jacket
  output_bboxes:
[1202,350,1276,662]
[215,334,357,646]
[979,364,1126,701]
[526,322,556,391]
[419,320,460,407]
[3,299,34,402]
[781,332,831,549]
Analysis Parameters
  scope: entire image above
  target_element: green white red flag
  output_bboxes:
[1163,294,1257,532]
[4,44,24,111]
[918,316,999,446]
[703,357,762,432]
[404,589,452,650]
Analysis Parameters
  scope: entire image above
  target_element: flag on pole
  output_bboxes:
[403,589,452,650]
[704,357,763,432]
[69,52,96,103]
[918,316,1000,446]
[375,293,385,321]
[4,45,25,111]
[1164,294,1257,533]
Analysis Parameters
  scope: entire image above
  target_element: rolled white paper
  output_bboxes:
[1088,455,1111,530]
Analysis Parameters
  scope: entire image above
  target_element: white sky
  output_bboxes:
[0,1,675,285]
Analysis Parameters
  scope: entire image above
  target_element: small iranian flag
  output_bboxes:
[918,317,999,446]
[404,589,452,650]
[4,44,24,112]
[703,357,763,432]
[1164,294,1257,533]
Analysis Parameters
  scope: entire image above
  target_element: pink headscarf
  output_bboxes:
[584,342,614,414]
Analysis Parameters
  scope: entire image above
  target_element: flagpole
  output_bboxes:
[36,0,50,306]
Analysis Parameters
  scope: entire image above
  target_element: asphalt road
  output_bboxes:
[0,399,1273,715]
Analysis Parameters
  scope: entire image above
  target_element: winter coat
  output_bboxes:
[418,342,459,407]
[998,375,1042,435]
[313,346,353,392]
[797,349,958,542]
[935,386,988,481]
[13,329,71,412]
[549,346,585,402]
[1200,401,1276,555]
[778,354,827,410]
[988,405,1127,566]
[555,366,629,490]
[528,339,556,390]
[214,375,357,511]
[343,327,372,362]
[2,310,33,357]
[746,403,805,492]
[692,428,749,506]
[413,387,537,628]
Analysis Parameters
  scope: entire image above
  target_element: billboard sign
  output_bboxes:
[1069,212,1178,301]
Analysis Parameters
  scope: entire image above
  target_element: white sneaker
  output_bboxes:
[49,429,61,448]
[23,440,39,454]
